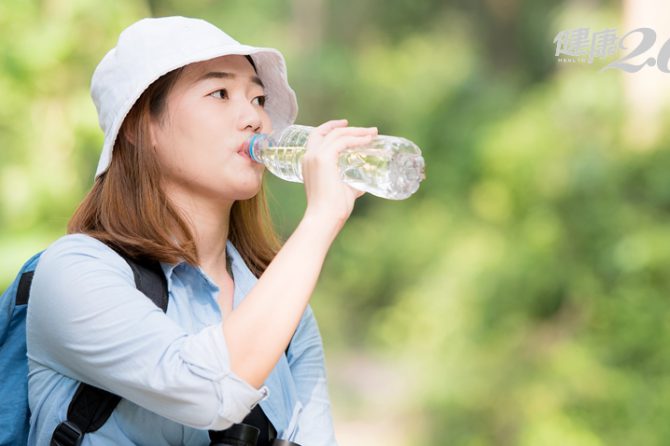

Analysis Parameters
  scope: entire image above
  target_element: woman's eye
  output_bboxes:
[210,89,228,99]
[252,95,267,107]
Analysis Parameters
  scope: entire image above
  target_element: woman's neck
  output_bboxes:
[165,184,233,276]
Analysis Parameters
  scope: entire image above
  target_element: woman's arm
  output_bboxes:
[224,211,338,387]
[223,120,377,388]
[28,235,266,431]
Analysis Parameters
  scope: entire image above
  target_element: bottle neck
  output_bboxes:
[248,133,270,163]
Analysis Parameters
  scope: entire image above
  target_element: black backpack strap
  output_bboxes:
[16,271,35,306]
[51,250,168,446]
[123,255,169,312]
[51,386,121,446]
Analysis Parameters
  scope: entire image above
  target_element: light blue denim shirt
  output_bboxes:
[26,234,337,445]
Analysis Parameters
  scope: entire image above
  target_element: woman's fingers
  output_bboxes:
[306,120,348,151]
[322,126,377,143]
[326,133,376,153]
[303,134,375,165]
[315,119,348,136]
[305,123,377,155]
[319,128,377,155]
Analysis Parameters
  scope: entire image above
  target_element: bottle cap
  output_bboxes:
[248,133,270,163]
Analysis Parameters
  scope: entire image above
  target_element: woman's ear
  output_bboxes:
[121,123,137,146]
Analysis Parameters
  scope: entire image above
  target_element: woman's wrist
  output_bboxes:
[300,208,345,246]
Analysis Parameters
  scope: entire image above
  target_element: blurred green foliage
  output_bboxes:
[2,0,670,444]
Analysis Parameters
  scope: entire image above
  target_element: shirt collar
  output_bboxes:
[158,240,257,297]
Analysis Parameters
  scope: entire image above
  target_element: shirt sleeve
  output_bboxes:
[286,305,338,445]
[26,234,267,431]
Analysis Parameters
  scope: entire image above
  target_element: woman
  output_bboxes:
[26,16,376,445]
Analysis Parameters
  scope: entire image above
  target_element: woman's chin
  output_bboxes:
[232,181,264,201]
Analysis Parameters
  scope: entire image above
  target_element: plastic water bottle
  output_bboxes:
[247,125,426,200]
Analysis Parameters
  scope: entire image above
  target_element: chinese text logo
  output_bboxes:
[554,27,670,73]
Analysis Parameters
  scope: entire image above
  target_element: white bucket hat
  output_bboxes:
[91,16,298,178]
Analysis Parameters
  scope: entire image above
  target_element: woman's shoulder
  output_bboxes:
[43,233,113,257]
[37,233,128,275]
[29,235,136,324]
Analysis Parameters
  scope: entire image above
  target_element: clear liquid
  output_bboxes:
[259,145,425,200]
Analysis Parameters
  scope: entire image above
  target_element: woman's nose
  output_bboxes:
[237,99,263,132]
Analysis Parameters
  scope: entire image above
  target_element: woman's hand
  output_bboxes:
[301,119,378,229]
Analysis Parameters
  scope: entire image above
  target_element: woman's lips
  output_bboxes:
[237,141,252,160]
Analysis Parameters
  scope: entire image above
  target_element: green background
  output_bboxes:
[2,1,670,444]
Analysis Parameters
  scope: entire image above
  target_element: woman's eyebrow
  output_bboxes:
[195,71,264,88]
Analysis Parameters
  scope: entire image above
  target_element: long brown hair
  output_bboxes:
[68,68,282,277]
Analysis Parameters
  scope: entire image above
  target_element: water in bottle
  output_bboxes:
[247,125,426,200]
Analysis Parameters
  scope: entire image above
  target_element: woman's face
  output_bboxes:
[150,55,272,203]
